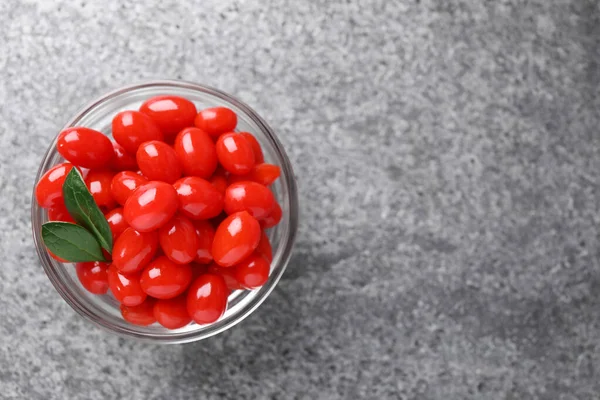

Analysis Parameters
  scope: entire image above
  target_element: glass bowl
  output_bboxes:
[31,80,298,343]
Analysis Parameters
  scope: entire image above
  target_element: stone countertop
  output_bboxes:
[1,1,599,399]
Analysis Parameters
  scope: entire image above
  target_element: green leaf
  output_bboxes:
[62,168,113,253]
[42,222,106,262]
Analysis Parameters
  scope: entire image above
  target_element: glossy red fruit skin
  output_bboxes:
[252,163,280,185]
[136,141,182,184]
[48,203,75,223]
[105,208,129,242]
[173,177,223,220]
[140,256,193,299]
[193,220,215,264]
[139,96,197,138]
[159,215,199,264]
[108,265,147,306]
[36,163,76,208]
[110,171,148,206]
[121,298,157,326]
[194,107,237,138]
[256,231,273,262]
[224,181,275,220]
[153,295,192,329]
[76,261,110,294]
[111,141,138,171]
[123,181,178,232]
[174,127,218,178]
[207,262,243,290]
[239,132,264,163]
[85,170,117,209]
[229,163,281,186]
[186,274,228,324]
[216,133,255,175]
[261,202,282,229]
[212,211,261,267]
[112,110,163,154]
[233,253,270,289]
[57,127,113,169]
[112,228,159,274]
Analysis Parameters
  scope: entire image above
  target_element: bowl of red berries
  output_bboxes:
[31,80,298,343]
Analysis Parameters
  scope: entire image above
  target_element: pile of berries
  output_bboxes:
[35,95,282,329]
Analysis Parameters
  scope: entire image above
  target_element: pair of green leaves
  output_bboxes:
[42,169,113,262]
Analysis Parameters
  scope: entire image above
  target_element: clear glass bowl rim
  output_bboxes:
[30,79,299,344]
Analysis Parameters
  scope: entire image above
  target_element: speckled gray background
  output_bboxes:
[1,0,599,399]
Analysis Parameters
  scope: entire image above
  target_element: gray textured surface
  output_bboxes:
[1,0,600,399]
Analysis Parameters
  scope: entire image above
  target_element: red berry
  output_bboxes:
[194,107,237,138]
[112,228,159,274]
[212,211,261,267]
[261,202,282,229]
[139,96,197,138]
[153,295,192,329]
[112,110,163,154]
[124,181,178,232]
[85,170,117,209]
[229,163,281,186]
[252,163,280,185]
[233,253,270,289]
[174,127,218,178]
[36,163,77,208]
[111,141,138,171]
[121,298,157,326]
[107,265,147,306]
[110,171,148,206]
[186,274,228,324]
[136,141,182,184]
[57,127,113,169]
[140,256,193,299]
[215,133,255,175]
[48,203,75,223]
[105,207,129,241]
[224,181,275,220]
[239,132,264,163]
[207,263,243,290]
[158,215,199,264]
[173,177,223,220]
[76,261,110,294]
[193,220,215,264]
[256,231,273,262]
